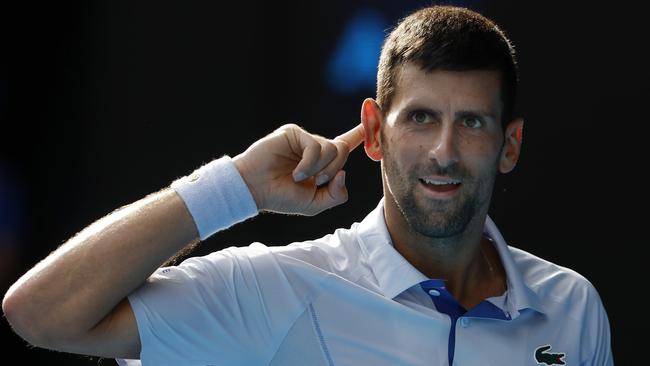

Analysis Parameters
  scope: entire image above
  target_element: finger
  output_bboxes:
[302,141,338,184]
[293,140,321,181]
[334,123,365,152]
[293,135,338,182]
[314,140,350,185]
[309,170,348,215]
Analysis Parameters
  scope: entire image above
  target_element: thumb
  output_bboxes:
[309,170,348,214]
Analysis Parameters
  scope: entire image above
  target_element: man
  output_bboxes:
[3,5,613,365]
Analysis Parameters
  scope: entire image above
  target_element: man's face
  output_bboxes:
[381,63,505,238]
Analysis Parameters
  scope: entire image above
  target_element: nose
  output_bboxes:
[428,123,459,169]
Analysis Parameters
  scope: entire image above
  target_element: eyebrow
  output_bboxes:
[401,105,497,122]
[455,110,497,122]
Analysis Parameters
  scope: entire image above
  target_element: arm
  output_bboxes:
[2,123,364,359]
[3,188,198,358]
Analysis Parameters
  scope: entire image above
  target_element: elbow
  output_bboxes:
[3,287,36,345]
[3,286,53,348]
[3,285,89,352]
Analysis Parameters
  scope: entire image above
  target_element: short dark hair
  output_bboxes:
[376,6,519,126]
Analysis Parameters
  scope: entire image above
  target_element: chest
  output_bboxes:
[269,281,579,366]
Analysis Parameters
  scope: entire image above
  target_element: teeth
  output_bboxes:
[420,178,461,185]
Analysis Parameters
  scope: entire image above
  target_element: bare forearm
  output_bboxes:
[3,188,199,343]
[2,124,363,356]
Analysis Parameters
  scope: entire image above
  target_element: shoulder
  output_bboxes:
[508,245,606,317]
[278,224,367,271]
[507,245,613,363]
[177,223,371,288]
[232,223,370,279]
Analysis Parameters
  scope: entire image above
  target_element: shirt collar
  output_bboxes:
[355,198,545,316]
[356,199,427,300]
[482,215,545,316]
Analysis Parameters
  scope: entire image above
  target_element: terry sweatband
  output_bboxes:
[171,156,258,240]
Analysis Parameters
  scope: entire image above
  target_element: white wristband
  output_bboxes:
[171,156,258,240]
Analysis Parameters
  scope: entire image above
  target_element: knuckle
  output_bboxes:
[322,143,338,159]
[306,139,320,152]
[333,142,350,161]
[275,124,302,145]
[334,139,350,152]
[276,124,304,140]
[279,123,301,131]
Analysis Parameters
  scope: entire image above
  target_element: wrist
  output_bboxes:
[171,156,258,240]
[232,153,264,211]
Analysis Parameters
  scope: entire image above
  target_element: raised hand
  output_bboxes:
[233,123,364,216]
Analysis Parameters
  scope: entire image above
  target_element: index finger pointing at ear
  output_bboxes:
[334,123,365,152]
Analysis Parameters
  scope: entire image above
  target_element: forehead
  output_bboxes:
[389,63,503,116]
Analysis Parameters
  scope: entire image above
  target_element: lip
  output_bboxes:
[418,179,462,199]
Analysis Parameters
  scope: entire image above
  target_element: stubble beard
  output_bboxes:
[382,141,496,240]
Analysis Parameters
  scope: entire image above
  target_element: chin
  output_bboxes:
[410,217,468,239]
[403,198,475,239]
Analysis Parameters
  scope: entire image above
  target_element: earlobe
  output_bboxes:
[360,98,384,162]
[499,118,524,173]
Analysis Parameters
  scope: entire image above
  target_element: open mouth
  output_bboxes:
[418,177,462,193]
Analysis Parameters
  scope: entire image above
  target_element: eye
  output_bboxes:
[462,116,484,129]
[410,110,433,124]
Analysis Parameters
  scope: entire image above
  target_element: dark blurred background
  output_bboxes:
[2,0,645,364]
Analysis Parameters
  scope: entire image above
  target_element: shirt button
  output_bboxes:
[460,318,470,328]
[428,289,441,297]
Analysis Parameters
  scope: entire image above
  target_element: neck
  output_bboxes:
[383,194,505,308]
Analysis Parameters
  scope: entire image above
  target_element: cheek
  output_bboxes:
[383,137,426,184]
[389,138,426,169]
[456,134,502,172]
[465,145,502,177]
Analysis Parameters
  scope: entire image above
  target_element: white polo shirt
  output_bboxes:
[118,165,613,366]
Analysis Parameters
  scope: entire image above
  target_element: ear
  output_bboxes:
[499,118,524,173]
[360,98,384,161]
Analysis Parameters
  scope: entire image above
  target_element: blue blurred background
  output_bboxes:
[2,0,646,364]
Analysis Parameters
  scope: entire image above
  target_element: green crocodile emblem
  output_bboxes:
[535,345,565,365]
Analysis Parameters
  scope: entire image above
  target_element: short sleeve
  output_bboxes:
[125,243,315,365]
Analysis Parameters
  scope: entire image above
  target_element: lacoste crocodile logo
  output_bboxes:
[535,345,566,365]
